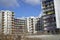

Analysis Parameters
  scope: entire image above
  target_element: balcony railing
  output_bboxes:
[43,7,54,12]
[44,22,56,27]
[43,14,55,19]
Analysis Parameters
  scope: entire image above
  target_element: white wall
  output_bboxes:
[54,0,60,28]
[3,11,13,35]
[0,12,2,34]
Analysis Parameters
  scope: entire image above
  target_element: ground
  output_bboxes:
[25,34,60,40]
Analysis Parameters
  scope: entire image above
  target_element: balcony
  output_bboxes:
[43,7,54,12]
[44,22,56,27]
[43,19,56,23]
[42,0,53,4]
[43,14,55,19]
[43,4,54,9]
[44,24,48,27]
[43,21,47,23]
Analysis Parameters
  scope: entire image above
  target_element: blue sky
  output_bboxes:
[0,0,42,17]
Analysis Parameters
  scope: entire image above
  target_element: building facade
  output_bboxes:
[12,18,26,35]
[26,17,36,34]
[35,17,43,32]
[0,10,14,35]
[26,16,43,34]
[42,0,60,34]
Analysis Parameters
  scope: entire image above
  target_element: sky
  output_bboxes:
[0,0,42,17]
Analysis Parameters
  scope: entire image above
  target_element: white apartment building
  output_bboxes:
[0,10,14,35]
[26,16,41,34]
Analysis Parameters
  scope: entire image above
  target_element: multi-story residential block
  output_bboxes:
[26,16,36,34]
[42,0,60,34]
[12,18,26,35]
[0,10,14,35]
[26,16,43,34]
[35,17,43,32]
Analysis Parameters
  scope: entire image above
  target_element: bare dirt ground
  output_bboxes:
[25,35,60,40]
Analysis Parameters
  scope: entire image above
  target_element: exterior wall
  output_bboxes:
[41,0,56,31]
[41,0,60,34]
[26,17,37,34]
[54,0,60,28]
[41,0,60,29]
[0,12,2,34]
[35,17,43,31]
[0,10,14,35]
[12,18,26,35]
[4,11,14,35]
[26,17,42,34]
[26,18,30,33]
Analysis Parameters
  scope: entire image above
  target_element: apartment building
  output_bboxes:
[35,17,43,32]
[26,16,43,34]
[12,18,26,35]
[42,0,60,34]
[0,10,14,35]
[26,17,36,34]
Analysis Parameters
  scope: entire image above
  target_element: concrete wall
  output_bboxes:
[54,0,60,28]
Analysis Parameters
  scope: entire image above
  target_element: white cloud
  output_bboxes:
[0,0,41,8]
[0,0,19,7]
[22,0,41,5]
[39,11,43,17]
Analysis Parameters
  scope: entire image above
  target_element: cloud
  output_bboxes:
[22,0,41,5]
[0,0,19,8]
[39,11,43,17]
[0,0,41,8]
